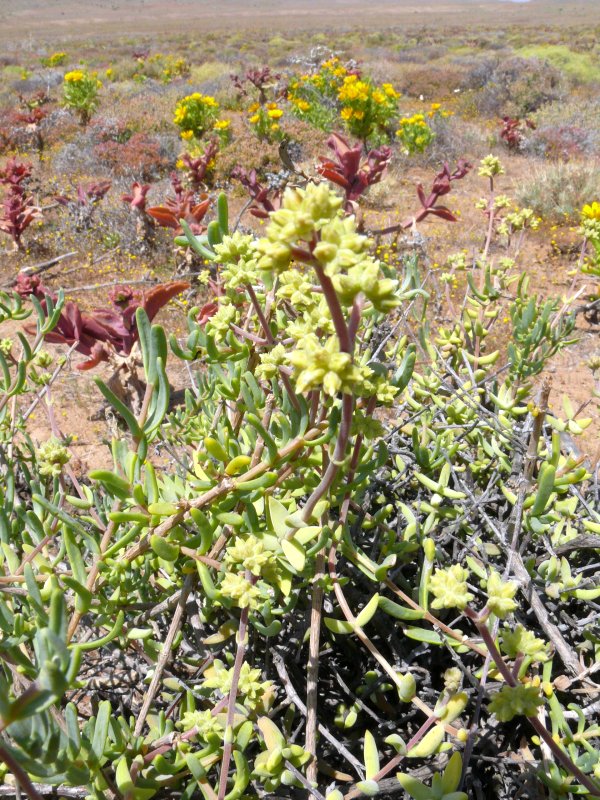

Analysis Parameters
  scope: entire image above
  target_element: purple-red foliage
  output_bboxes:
[0,157,33,189]
[499,116,536,151]
[230,166,283,219]
[16,274,189,370]
[146,173,211,234]
[121,181,152,212]
[412,159,472,224]
[317,132,392,212]
[231,66,280,104]
[0,158,41,249]
[94,132,168,180]
[179,139,219,190]
[55,181,112,208]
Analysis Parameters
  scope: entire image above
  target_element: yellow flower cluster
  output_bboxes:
[248,102,284,140]
[64,70,85,83]
[338,75,370,103]
[582,202,600,221]
[427,101,453,119]
[396,113,434,154]
[337,74,400,141]
[44,51,67,67]
[173,92,220,140]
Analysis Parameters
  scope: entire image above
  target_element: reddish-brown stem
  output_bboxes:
[313,262,352,354]
[470,612,600,796]
[0,742,44,800]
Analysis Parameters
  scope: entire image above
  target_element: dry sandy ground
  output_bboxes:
[1,0,599,44]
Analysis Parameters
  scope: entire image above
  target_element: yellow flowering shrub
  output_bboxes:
[173,92,220,140]
[247,101,284,142]
[337,75,400,144]
[62,69,101,125]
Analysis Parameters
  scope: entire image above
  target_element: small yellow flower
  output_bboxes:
[582,202,600,221]
[267,108,283,119]
[270,123,280,132]
[248,102,260,113]
[213,119,230,130]
[249,114,260,124]
[180,129,194,140]
[340,107,353,120]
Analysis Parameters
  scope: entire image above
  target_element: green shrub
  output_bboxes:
[516,159,600,222]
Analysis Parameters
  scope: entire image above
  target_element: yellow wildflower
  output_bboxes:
[180,130,194,140]
[582,202,600,221]
[267,108,283,119]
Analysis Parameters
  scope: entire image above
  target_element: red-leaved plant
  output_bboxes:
[500,116,536,152]
[317,132,392,213]
[0,157,41,250]
[231,66,280,105]
[16,274,189,406]
[55,180,112,231]
[371,159,472,236]
[230,166,284,219]
[122,181,155,247]
[179,139,219,191]
[147,172,211,235]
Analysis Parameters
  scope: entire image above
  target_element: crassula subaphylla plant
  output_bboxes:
[0,169,599,800]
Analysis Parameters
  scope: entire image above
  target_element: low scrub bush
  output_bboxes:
[396,63,465,98]
[474,57,564,117]
[516,159,600,222]
[0,154,599,800]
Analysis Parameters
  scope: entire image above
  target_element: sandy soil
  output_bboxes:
[1,0,599,44]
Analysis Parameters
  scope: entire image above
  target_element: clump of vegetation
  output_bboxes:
[62,69,102,125]
[0,21,600,800]
[516,160,600,222]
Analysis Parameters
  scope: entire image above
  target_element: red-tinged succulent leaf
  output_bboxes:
[429,206,458,222]
[15,273,54,300]
[197,301,219,326]
[77,342,110,371]
[142,281,190,323]
[190,198,211,223]
[317,165,351,190]
[121,181,151,211]
[0,157,32,187]
[146,206,179,229]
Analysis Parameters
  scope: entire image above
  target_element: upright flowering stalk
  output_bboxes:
[62,70,101,125]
